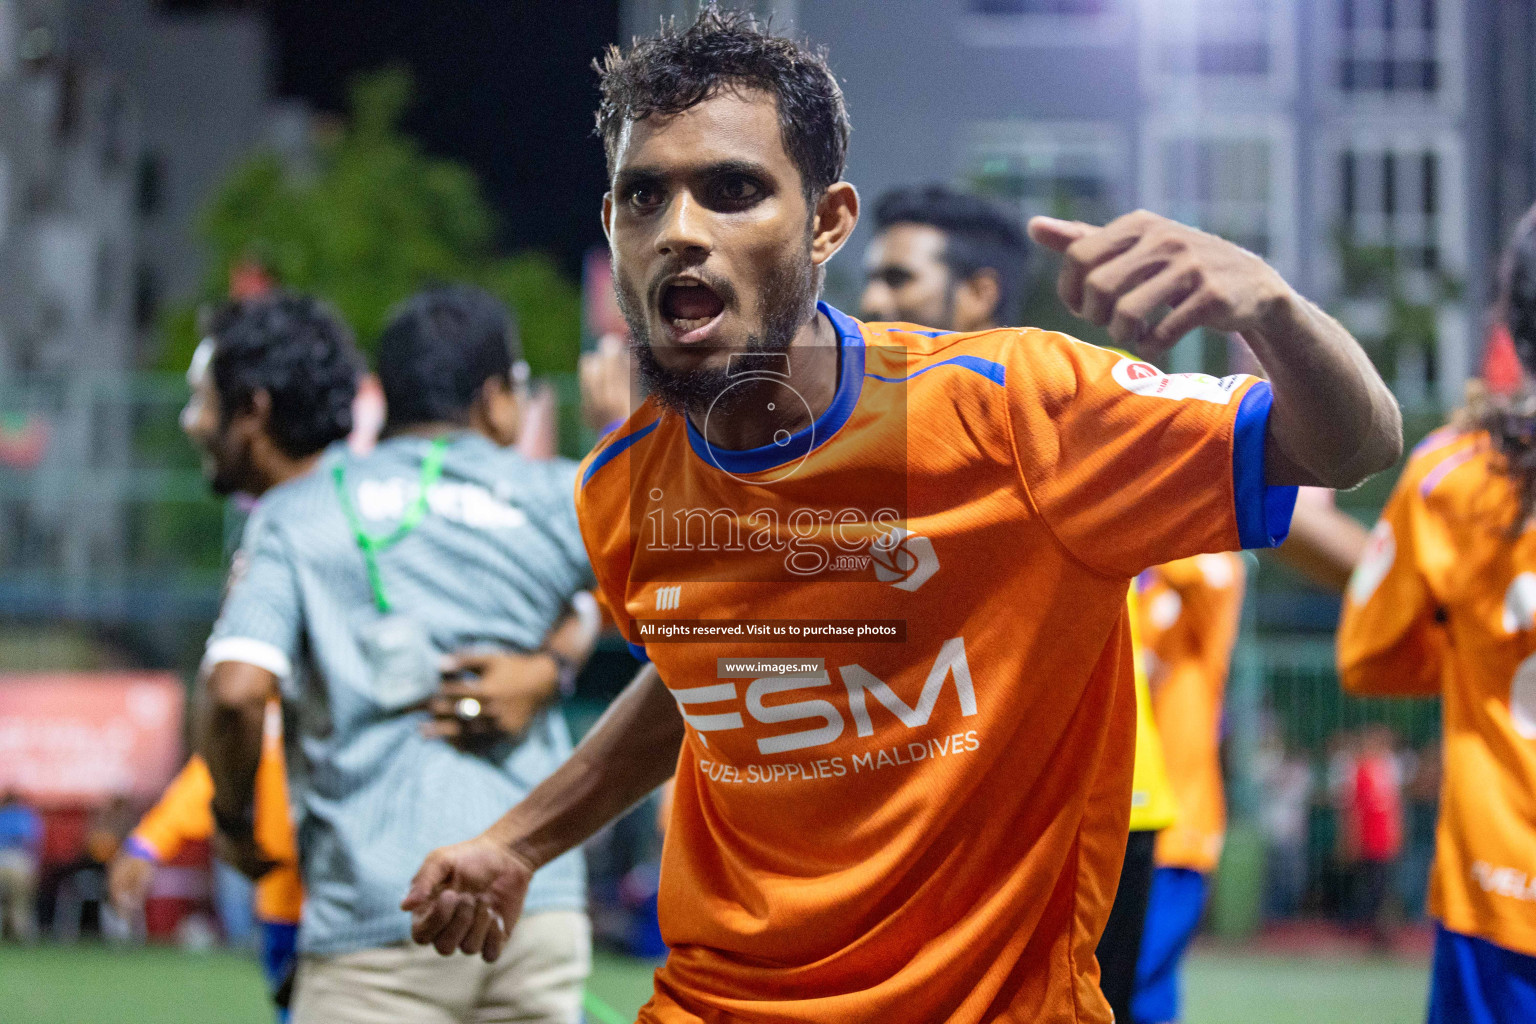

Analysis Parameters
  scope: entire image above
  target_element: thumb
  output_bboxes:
[1027,216,1094,253]
[441,649,492,675]
[402,854,450,911]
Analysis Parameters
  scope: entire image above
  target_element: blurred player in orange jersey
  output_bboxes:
[1339,205,1536,1024]
[405,11,1400,1024]
[110,708,302,1010]
[1130,552,1245,1023]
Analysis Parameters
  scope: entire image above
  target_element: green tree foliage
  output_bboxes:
[158,69,580,375]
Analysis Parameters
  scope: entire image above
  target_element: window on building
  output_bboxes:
[960,0,1124,45]
[133,264,160,331]
[1338,147,1440,270]
[0,1,16,78]
[0,153,10,250]
[1338,0,1440,94]
[970,0,1110,12]
[135,154,164,217]
[1157,0,1273,76]
[964,123,1124,227]
[95,244,118,318]
[963,122,1127,342]
[1154,136,1276,259]
[1141,123,1295,373]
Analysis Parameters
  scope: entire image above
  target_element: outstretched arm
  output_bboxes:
[1273,488,1371,592]
[1029,211,1402,490]
[196,660,280,878]
[403,662,683,961]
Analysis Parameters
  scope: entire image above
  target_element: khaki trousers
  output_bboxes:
[0,850,38,940]
[292,910,590,1024]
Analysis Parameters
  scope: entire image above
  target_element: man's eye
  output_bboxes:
[717,177,761,203]
[628,186,662,209]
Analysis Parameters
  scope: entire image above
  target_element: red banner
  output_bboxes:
[0,673,185,806]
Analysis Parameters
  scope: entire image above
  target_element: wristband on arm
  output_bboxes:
[123,835,161,863]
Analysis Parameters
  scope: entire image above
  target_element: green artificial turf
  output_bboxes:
[0,942,1429,1024]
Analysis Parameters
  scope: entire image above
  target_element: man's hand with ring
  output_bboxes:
[426,650,560,746]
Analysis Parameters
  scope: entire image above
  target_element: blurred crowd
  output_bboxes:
[1258,724,1441,942]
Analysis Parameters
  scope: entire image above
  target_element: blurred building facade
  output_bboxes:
[0,0,297,639]
[630,0,1536,414]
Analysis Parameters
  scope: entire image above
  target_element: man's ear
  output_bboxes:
[811,182,859,267]
[472,376,521,447]
[235,389,273,442]
[957,269,1003,327]
[602,193,615,244]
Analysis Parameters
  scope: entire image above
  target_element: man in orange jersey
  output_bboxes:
[405,11,1400,1023]
[1339,207,1536,1024]
[1130,553,1245,1023]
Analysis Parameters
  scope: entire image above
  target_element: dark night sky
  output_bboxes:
[266,0,619,276]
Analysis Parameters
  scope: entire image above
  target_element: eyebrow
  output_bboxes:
[613,159,775,193]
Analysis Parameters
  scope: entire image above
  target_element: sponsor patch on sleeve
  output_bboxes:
[1111,358,1249,405]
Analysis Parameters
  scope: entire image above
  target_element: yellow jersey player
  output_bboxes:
[1131,553,1245,1023]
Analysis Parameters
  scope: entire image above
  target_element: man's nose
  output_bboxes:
[179,400,198,438]
[656,192,711,259]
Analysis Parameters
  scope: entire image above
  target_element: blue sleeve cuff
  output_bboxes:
[1233,381,1298,549]
[627,642,650,663]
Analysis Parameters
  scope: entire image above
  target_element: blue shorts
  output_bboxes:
[1131,867,1209,1024]
[259,919,299,1024]
[1428,924,1536,1024]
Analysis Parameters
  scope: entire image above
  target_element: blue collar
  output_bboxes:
[684,301,865,477]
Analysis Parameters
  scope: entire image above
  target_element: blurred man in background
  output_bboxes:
[1349,723,1404,949]
[0,789,43,942]
[199,285,597,1024]
[859,184,1027,331]
[127,293,361,1015]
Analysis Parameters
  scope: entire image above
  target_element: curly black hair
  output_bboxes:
[206,293,361,458]
[1461,205,1536,532]
[595,6,850,200]
[378,285,520,430]
[874,185,1029,325]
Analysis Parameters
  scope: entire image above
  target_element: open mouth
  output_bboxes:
[659,280,726,340]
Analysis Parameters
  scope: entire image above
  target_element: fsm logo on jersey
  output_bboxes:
[673,636,978,758]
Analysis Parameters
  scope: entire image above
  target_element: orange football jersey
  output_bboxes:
[1138,552,1246,872]
[1339,427,1536,956]
[577,304,1295,1024]
[129,701,301,923]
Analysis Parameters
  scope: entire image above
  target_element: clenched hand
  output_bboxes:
[1028,210,1292,354]
[401,834,534,962]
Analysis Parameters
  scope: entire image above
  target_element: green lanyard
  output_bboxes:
[331,437,451,613]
